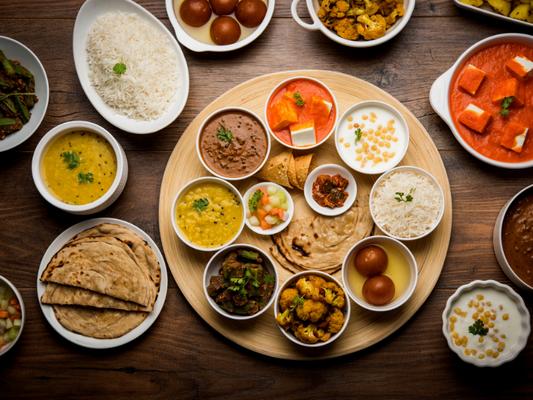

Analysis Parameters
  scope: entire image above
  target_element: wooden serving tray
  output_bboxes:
[159,70,452,360]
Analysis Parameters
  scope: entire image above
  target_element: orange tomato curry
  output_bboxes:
[449,43,533,163]
[266,79,336,146]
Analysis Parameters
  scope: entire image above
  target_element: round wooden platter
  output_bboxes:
[159,70,452,360]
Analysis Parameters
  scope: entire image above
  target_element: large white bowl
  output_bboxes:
[0,275,25,357]
[291,0,415,48]
[0,36,49,152]
[166,0,275,52]
[73,0,190,134]
[430,33,533,169]
[31,121,128,215]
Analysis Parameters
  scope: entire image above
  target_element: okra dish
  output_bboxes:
[0,49,37,140]
[206,248,276,316]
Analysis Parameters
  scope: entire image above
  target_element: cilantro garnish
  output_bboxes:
[77,172,93,184]
[61,151,81,170]
[293,91,305,106]
[248,189,264,215]
[289,295,305,312]
[113,58,126,75]
[468,319,488,336]
[193,198,209,213]
[216,125,233,143]
[354,128,362,145]
[227,266,259,299]
[395,188,416,203]
[499,96,514,116]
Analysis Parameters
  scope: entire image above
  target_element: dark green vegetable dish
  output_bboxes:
[207,249,276,316]
[0,49,37,140]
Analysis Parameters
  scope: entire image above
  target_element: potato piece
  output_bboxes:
[460,0,483,6]
[510,3,530,19]
[488,0,512,15]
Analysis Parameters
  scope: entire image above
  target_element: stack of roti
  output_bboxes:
[40,223,160,339]
[255,150,316,190]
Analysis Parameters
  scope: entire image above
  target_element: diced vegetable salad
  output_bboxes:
[0,281,22,348]
[247,186,290,231]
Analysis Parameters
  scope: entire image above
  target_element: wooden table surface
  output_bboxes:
[1,1,532,398]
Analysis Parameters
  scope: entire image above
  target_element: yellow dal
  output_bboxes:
[176,183,243,248]
[42,131,117,205]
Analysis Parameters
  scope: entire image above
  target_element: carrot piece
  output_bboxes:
[257,209,267,220]
[13,311,21,320]
[260,219,272,231]
[9,298,19,305]
[261,194,270,205]
[277,208,284,219]
[0,311,9,318]
[269,207,279,216]
[13,304,21,311]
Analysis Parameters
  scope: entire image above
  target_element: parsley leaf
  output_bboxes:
[293,91,305,106]
[113,58,126,75]
[395,188,416,203]
[354,128,362,144]
[248,189,264,215]
[193,198,209,213]
[468,319,488,336]
[216,125,233,143]
[77,172,93,184]
[499,96,514,116]
[61,151,81,170]
[289,295,305,312]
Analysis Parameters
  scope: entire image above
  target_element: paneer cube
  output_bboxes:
[310,96,332,123]
[290,121,316,147]
[458,64,486,95]
[458,103,492,133]
[492,78,525,107]
[270,98,298,130]
[506,53,533,80]
[501,121,529,153]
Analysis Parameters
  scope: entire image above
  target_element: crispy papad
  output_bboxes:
[271,195,374,274]
[53,305,148,339]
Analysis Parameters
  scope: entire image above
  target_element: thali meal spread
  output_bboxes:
[246,185,290,231]
[312,174,349,209]
[0,49,38,140]
[199,109,268,178]
[449,43,533,163]
[175,182,243,248]
[0,280,22,349]
[255,150,316,189]
[447,288,523,362]
[502,190,533,288]
[206,248,275,315]
[266,78,336,148]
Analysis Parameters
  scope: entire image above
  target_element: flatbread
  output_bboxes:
[294,153,316,189]
[271,195,374,274]
[53,305,148,339]
[255,150,293,188]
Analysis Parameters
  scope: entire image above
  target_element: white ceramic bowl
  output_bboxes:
[196,107,271,181]
[430,33,533,169]
[369,166,445,241]
[454,0,533,29]
[171,176,246,252]
[303,164,356,216]
[0,275,25,357]
[274,270,350,347]
[243,182,294,235]
[493,184,533,293]
[31,121,128,215]
[335,100,409,175]
[442,280,530,367]
[264,76,339,150]
[342,236,417,312]
[203,244,279,320]
[166,0,275,52]
[291,0,415,48]
[0,36,49,153]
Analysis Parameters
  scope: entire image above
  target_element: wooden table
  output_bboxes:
[1,1,532,398]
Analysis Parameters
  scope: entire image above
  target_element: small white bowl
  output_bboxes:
[31,121,128,215]
[335,100,409,175]
[264,76,339,150]
[342,236,418,312]
[291,0,415,48]
[454,0,533,29]
[0,275,25,357]
[203,244,279,320]
[303,164,356,217]
[166,0,275,52]
[370,166,445,241]
[442,280,531,367]
[493,184,533,293]
[171,176,246,252]
[243,182,294,235]
[274,270,351,347]
[196,107,271,181]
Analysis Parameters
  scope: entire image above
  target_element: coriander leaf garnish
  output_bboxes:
[216,125,233,143]
[113,58,126,75]
[246,267,260,288]
[0,92,35,102]
[289,295,305,312]
[61,151,81,170]
[193,198,209,213]
[77,172,93,184]
[248,189,264,215]
[468,319,488,336]
[499,96,514,116]
[354,128,362,144]
[394,188,416,203]
[293,91,305,106]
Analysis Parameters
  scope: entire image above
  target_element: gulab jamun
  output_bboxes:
[354,245,388,277]
[210,16,241,45]
[235,0,267,28]
[210,0,239,15]
[362,275,395,306]
[180,0,212,28]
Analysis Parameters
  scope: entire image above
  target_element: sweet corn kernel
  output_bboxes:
[477,294,484,300]
[492,352,499,359]
[503,314,509,320]
[481,302,485,306]
[493,337,499,343]
[389,119,395,124]
[478,354,485,359]
[364,149,369,155]
[362,131,368,137]
[373,138,379,144]
[474,302,480,308]
[484,311,491,317]
[361,123,365,128]
[386,134,392,141]
[462,312,468,317]
[340,138,344,143]
[478,337,484,343]
[477,307,484,313]
[348,116,353,122]
[488,322,495,328]
[452,332,459,339]
[487,301,491,306]
[363,142,369,149]
[490,314,496,320]
[385,142,391,148]
[368,153,375,160]
[354,123,359,128]
[348,124,353,129]
[501,334,506,339]
[392,137,398,142]
[375,131,381,137]
[369,129,374,134]
[361,163,365,168]
[383,151,389,158]
[370,118,376,123]
[368,135,374,141]
[371,144,377,151]
[468,301,473,308]
[371,112,377,119]
[382,128,388,133]
[450,323,455,331]
[377,124,382,130]
[472,312,480,319]
[471,349,477,355]
[486,349,493,356]
[379,141,384,147]
[345,143,350,148]
[384,157,389,163]
[500,305,503,311]
[375,149,380,154]
[480,316,488,324]
[461,336,468,343]
[362,157,367,163]
[464,349,471,356]
[499,342,505,348]
[362,115,368,120]
[356,155,362,161]
[498,347,504,353]
[356,148,363,154]
[374,157,383,164]
[494,329,499,333]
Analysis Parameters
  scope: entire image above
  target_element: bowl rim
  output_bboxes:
[171,176,246,252]
[334,100,410,175]
[369,165,446,241]
[303,163,357,216]
[165,0,275,52]
[441,280,531,367]
[263,76,339,150]
[273,270,351,347]
[243,182,294,235]
[203,243,279,320]
[31,121,125,213]
[341,235,418,312]
[195,106,271,181]
[0,275,25,357]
